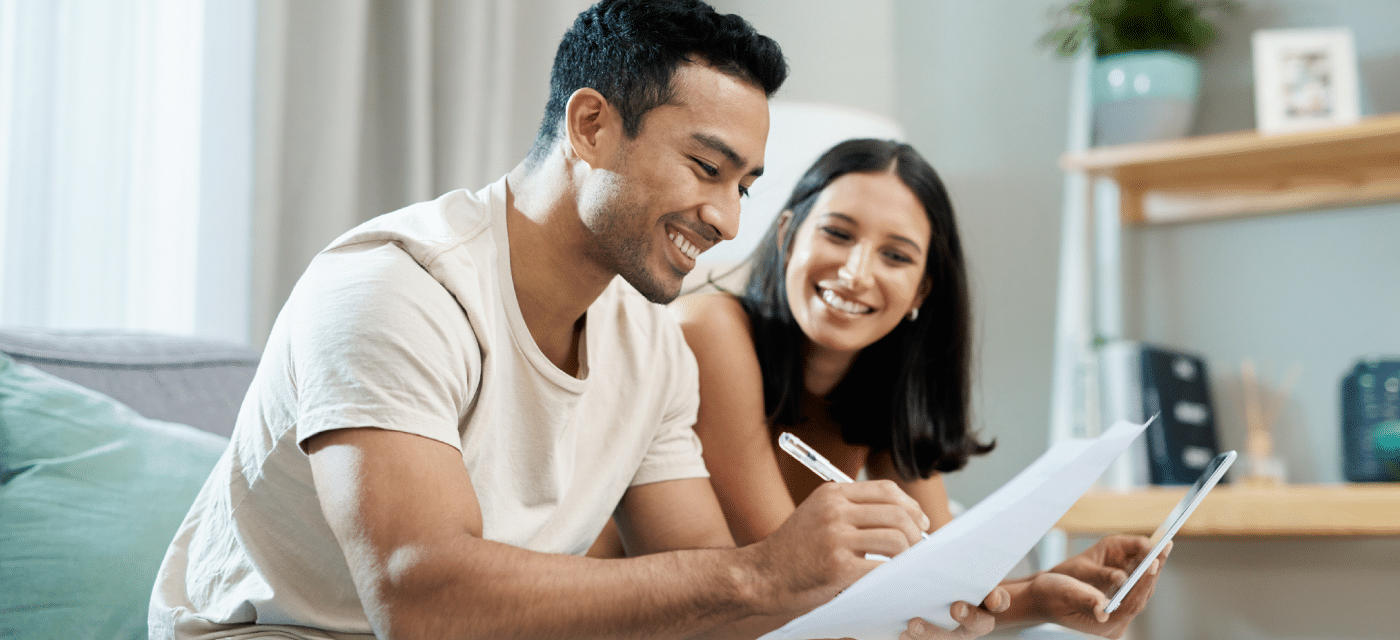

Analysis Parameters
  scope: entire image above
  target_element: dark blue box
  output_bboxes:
[1341,358,1400,482]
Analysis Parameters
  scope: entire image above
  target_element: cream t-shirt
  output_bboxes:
[150,178,709,639]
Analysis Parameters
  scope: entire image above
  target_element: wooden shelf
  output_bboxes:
[1056,483,1400,537]
[1060,113,1400,225]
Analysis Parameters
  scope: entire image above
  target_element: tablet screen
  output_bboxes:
[1102,449,1237,613]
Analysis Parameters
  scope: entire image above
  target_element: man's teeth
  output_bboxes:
[821,288,871,314]
[669,232,700,260]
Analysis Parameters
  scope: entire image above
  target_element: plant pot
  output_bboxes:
[1092,50,1201,146]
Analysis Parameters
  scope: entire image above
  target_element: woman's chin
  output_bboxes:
[804,329,877,357]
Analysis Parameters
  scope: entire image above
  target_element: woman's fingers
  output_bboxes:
[950,600,996,637]
[981,586,1011,613]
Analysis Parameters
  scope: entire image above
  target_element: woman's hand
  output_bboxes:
[1024,535,1171,639]
[1051,534,1168,594]
[900,587,1010,640]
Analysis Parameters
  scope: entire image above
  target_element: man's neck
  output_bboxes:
[504,160,615,376]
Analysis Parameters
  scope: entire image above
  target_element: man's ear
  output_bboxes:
[565,88,619,169]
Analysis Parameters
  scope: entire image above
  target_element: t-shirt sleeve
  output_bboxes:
[285,242,477,451]
[629,317,709,487]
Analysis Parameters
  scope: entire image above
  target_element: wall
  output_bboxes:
[710,0,899,119]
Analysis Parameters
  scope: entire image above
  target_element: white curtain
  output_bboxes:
[0,0,585,348]
[250,0,587,347]
[0,0,254,343]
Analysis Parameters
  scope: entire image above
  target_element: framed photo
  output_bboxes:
[1251,28,1360,135]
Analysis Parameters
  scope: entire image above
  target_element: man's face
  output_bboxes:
[578,63,769,304]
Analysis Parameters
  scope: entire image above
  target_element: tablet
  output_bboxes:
[1102,449,1237,614]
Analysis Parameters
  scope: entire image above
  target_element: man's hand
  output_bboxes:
[741,480,931,615]
[901,587,1010,640]
[1027,535,1172,639]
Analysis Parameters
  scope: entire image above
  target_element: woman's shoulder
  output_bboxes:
[669,292,756,350]
[670,292,749,331]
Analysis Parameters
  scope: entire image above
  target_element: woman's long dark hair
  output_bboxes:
[738,138,993,481]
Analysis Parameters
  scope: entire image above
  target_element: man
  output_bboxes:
[150,2,995,638]
[150,2,1160,639]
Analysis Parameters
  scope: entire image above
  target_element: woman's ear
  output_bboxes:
[776,210,795,267]
[775,210,793,250]
[911,276,934,316]
[564,88,619,168]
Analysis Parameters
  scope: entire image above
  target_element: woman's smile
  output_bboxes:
[816,283,874,315]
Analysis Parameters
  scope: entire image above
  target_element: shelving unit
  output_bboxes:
[1058,483,1400,537]
[1042,43,1400,640]
[1049,114,1400,541]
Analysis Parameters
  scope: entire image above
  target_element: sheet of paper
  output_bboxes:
[759,418,1150,640]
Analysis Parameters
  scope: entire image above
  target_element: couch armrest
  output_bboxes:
[0,328,258,438]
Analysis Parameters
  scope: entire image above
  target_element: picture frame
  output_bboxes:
[1251,28,1361,135]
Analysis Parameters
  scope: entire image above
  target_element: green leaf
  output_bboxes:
[1040,0,1238,58]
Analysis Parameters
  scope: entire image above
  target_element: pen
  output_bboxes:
[778,432,929,539]
[778,432,855,482]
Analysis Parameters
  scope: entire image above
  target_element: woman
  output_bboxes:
[672,137,986,541]
[672,139,1164,638]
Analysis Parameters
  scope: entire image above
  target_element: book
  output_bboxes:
[1100,342,1223,486]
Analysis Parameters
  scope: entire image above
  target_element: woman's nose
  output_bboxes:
[837,244,874,289]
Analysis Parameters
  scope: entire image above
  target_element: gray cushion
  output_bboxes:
[0,328,259,438]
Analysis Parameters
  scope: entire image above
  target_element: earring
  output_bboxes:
[907,308,919,322]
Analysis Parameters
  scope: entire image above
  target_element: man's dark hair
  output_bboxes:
[527,0,787,165]
[739,139,994,481]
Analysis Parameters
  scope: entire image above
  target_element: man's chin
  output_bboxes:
[620,268,684,305]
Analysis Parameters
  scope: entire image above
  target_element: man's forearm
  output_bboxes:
[359,534,774,640]
[685,612,793,640]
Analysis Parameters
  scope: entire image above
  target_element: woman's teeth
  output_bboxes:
[821,288,872,314]
[669,231,700,260]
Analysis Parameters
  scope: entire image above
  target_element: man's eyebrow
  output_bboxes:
[819,212,925,253]
[692,133,764,178]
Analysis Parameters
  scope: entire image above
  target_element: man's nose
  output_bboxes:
[698,192,741,242]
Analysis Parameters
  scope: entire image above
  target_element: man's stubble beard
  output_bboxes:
[581,174,684,305]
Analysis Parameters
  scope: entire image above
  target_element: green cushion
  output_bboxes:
[0,353,228,640]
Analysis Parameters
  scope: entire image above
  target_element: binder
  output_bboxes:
[1100,342,1223,486]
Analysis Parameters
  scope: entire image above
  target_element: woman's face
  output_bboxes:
[783,170,932,356]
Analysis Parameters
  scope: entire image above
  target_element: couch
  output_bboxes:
[0,328,259,640]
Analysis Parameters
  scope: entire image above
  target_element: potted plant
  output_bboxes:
[1042,0,1237,146]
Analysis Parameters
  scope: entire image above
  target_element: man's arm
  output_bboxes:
[609,478,787,639]
[307,426,930,640]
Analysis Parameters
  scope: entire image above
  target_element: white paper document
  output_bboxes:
[759,418,1151,640]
